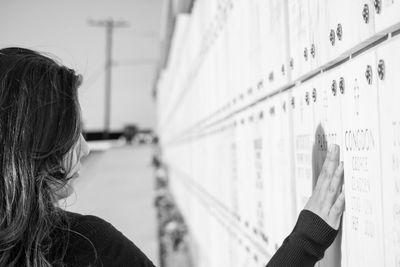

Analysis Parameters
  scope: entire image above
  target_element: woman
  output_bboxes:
[0,47,156,267]
[0,47,344,267]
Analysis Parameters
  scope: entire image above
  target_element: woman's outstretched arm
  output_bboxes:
[266,144,345,267]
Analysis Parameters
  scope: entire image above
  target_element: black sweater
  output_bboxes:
[58,211,156,267]
[56,210,337,266]
[266,209,338,267]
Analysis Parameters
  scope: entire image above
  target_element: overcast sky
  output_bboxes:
[0,0,162,131]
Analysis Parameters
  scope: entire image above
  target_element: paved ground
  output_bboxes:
[61,144,159,266]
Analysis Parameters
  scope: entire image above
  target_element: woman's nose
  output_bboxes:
[80,135,90,157]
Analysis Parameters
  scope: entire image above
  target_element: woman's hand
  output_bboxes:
[304,144,345,230]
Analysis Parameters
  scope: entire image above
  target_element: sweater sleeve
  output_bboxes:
[266,209,339,267]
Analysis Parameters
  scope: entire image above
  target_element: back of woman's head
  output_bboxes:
[0,47,82,266]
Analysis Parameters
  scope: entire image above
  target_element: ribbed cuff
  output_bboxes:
[290,209,339,259]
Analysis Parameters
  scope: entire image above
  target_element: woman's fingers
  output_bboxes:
[322,162,344,214]
[305,144,345,230]
[328,192,345,229]
[314,145,340,194]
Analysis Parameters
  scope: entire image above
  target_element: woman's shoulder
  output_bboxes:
[61,210,156,267]
[64,210,112,233]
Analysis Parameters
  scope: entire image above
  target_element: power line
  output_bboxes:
[88,18,129,139]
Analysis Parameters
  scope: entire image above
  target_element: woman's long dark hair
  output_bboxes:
[0,47,82,266]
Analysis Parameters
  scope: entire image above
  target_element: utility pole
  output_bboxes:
[88,18,129,139]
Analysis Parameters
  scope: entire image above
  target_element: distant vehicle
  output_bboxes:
[134,130,155,145]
